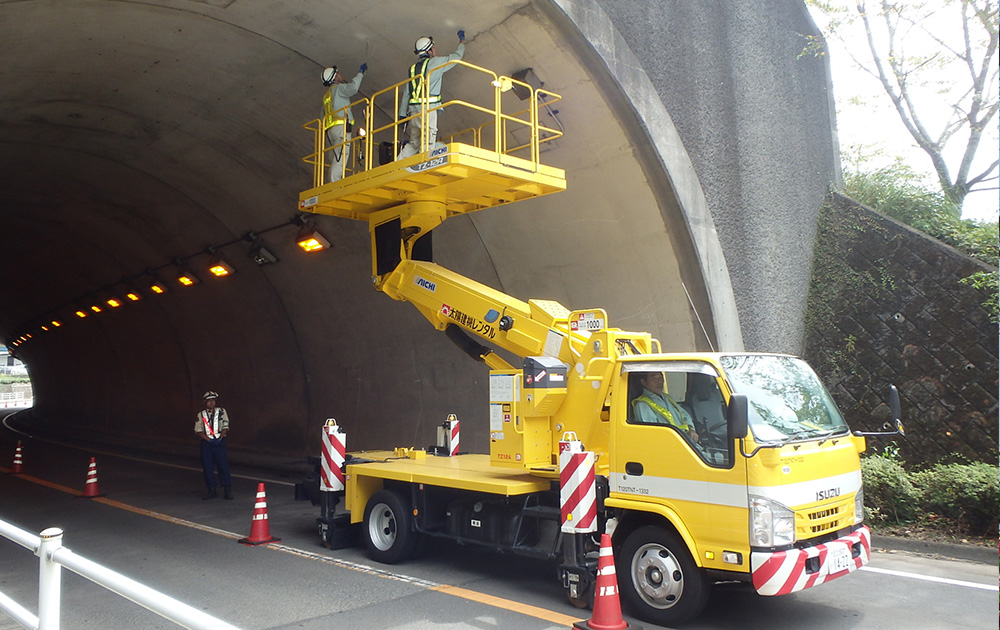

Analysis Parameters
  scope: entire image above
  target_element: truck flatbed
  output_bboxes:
[346,451,552,496]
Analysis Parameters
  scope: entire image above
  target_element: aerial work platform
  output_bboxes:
[298,60,566,225]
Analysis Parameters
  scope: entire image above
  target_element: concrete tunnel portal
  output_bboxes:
[0,0,839,461]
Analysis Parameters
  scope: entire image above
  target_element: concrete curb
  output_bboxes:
[871,534,998,565]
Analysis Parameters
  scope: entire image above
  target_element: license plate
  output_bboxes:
[828,546,852,574]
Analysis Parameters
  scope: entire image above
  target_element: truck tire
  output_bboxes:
[363,489,417,564]
[616,525,711,626]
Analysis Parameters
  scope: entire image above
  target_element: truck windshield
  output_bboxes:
[719,355,848,442]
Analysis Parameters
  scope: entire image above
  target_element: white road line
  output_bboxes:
[861,565,998,591]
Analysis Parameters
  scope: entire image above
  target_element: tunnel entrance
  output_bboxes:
[0,348,33,410]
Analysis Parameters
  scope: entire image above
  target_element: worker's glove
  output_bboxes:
[360,63,367,74]
[457,29,465,42]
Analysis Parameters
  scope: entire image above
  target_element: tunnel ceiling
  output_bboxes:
[1,0,535,333]
[0,0,747,456]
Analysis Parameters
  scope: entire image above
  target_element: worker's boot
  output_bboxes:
[202,487,217,500]
[223,486,233,500]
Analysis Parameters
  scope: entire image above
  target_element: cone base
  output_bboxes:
[573,620,639,630]
[238,536,281,546]
[76,493,107,499]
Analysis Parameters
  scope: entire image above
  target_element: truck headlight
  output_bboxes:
[854,488,865,525]
[750,496,795,547]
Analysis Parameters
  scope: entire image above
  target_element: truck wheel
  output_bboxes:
[616,525,711,626]
[363,489,416,564]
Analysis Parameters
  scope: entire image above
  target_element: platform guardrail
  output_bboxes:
[303,60,563,188]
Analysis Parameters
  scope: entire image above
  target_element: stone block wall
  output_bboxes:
[804,194,998,465]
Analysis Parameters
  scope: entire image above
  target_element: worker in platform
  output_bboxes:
[396,30,467,160]
[322,63,367,182]
[632,372,701,444]
[195,391,233,500]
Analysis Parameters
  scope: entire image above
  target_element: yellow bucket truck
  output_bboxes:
[294,63,901,626]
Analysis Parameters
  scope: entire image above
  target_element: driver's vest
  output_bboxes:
[407,57,441,107]
[632,393,694,431]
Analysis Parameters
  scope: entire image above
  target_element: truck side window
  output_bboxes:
[629,371,731,467]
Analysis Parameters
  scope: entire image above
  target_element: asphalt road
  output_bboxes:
[1,412,996,630]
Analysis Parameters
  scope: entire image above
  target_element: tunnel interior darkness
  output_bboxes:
[1,0,738,460]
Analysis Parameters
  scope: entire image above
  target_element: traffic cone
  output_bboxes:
[11,441,23,473]
[79,457,105,498]
[238,482,281,546]
[573,534,638,630]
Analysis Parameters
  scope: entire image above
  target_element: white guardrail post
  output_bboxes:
[36,528,63,630]
[1,517,241,630]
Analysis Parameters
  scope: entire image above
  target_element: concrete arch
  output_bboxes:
[1,1,836,458]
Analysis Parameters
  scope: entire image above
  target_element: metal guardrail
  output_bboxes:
[303,59,563,187]
[0,518,241,630]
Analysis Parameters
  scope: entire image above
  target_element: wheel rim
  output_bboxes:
[368,501,397,551]
[629,542,684,609]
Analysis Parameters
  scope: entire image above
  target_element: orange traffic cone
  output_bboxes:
[11,441,23,473]
[79,457,105,498]
[238,482,281,546]
[573,534,638,630]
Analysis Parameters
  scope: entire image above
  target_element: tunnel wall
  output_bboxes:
[4,0,839,462]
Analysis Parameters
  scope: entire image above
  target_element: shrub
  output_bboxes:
[911,462,1000,536]
[860,453,918,522]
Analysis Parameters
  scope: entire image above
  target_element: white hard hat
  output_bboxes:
[322,66,338,86]
[414,36,434,55]
[203,391,219,400]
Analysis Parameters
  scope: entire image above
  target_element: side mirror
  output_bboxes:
[853,384,906,437]
[727,393,748,440]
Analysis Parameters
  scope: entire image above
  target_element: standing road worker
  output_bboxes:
[396,30,467,160]
[322,63,367,182]
[195,390,233,499]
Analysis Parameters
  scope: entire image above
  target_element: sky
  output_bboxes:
[812,3,999,223]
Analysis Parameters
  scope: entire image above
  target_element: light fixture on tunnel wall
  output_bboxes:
[104,289,123,308]
[206,247,236,277]
[245,232,279,265]
[177,269,200,286]
[295,222,331,253]
[124,288,143,302]
[145,269,170,295]
[51,319,62,328]
[174,259,200,287]
[74,308,88,319]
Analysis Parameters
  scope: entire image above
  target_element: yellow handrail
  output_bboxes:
[302,59,564,189]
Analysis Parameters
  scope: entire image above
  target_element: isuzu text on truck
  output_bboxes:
[293,61,902,626]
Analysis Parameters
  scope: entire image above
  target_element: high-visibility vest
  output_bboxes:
[322,88,346,131]
[200,409,225,439]
[407,57,441,106]
[632,393,694,431]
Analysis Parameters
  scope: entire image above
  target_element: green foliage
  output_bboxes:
[911,462,1000,535]
[861,452,1000,536]
[861,452,918,522]
[960,271,999,322]
[842,159,999,322]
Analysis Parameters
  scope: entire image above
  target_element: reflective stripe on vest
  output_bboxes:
[322,88,347,130]
[632,393,693,431]
[407,58,441,106]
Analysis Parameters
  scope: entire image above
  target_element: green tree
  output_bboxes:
[808,0,999,211]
